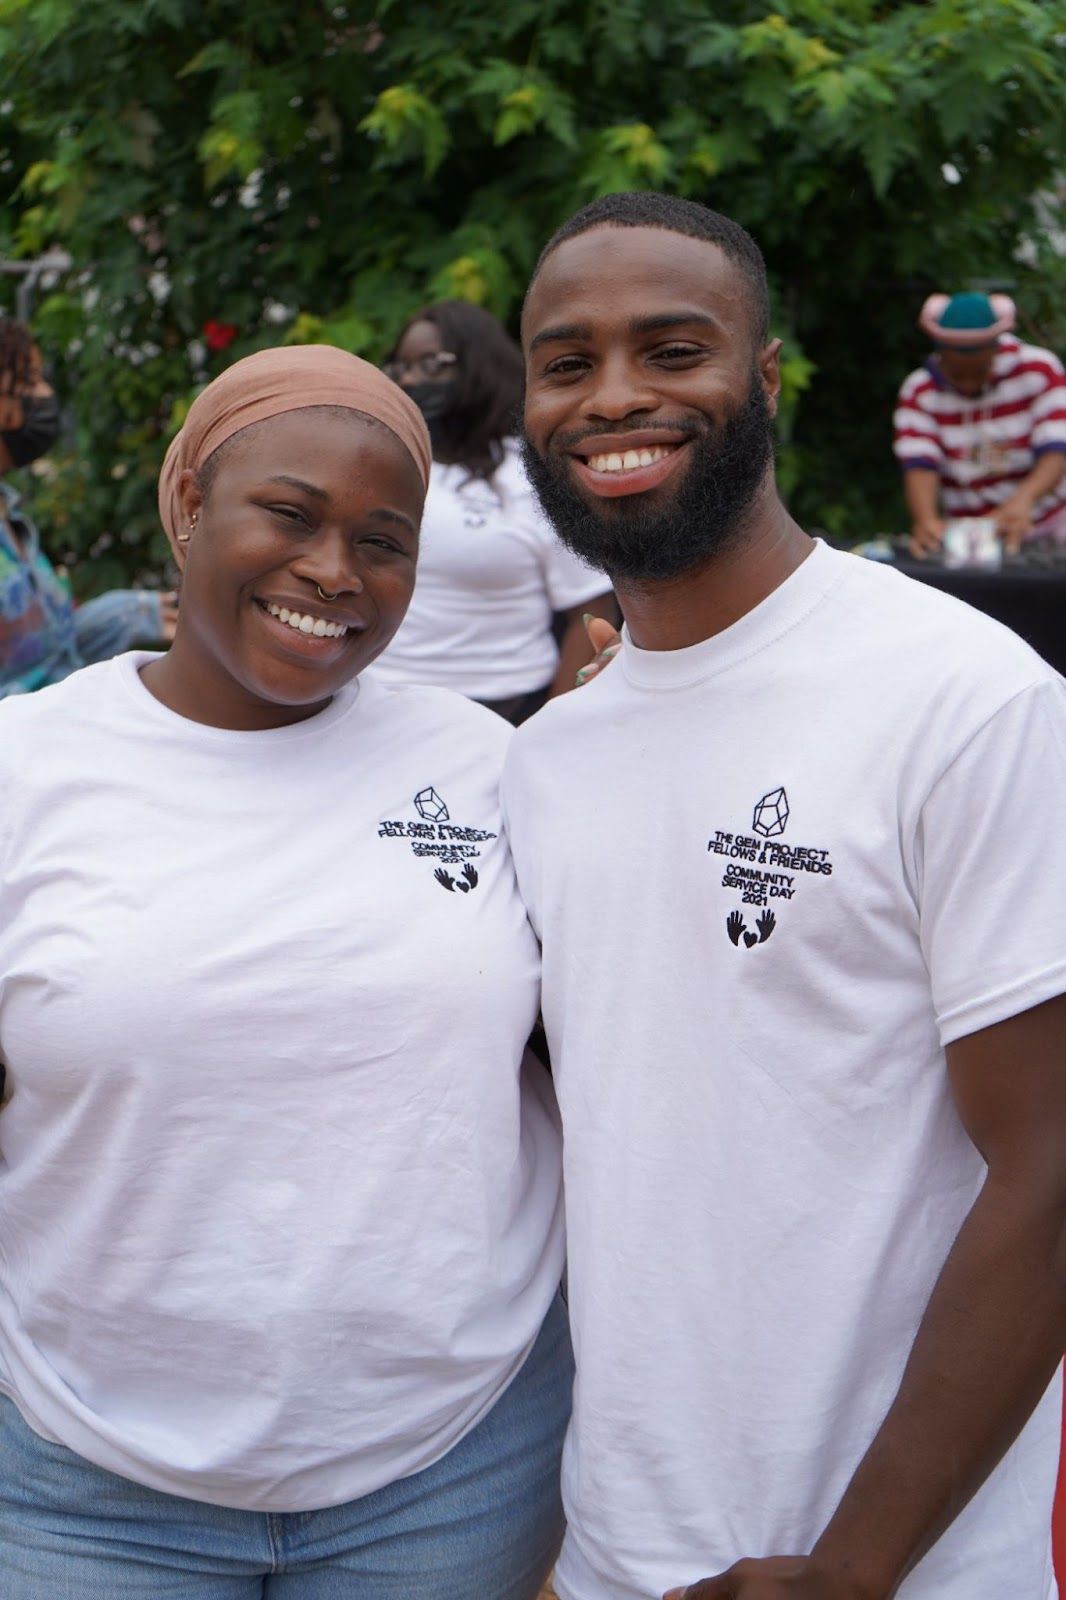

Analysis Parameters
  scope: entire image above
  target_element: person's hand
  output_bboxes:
[574,614,622,685]
[907,515,945,558]
[159,591,179,642]
[664,1554,880,1600]
[992,495,1033,553]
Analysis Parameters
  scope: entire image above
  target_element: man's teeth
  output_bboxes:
[265,603,348,639]
[587,445,676,474]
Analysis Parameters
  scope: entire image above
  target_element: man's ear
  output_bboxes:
[759,338,783,417]
[168,469,204,570]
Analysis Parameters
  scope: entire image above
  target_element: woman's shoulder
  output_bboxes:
[0,667,113,863]
[362,672,513,755]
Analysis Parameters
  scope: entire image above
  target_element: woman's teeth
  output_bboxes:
[265,603,348,639]
[587,444,676,474]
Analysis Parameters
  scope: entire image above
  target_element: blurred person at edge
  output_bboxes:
[374,300,615,723]
[893,292,1066,556]
[0,316,177,697]
[0,345,569,1598]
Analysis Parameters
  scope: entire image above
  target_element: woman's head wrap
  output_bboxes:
[158,344,431,541]
[918,292,1016,349]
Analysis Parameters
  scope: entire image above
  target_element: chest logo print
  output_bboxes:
[434,863,479,894]
[708,786,834,950]
[414,786,449,823]
[378,789,497,894]
[726,908,776,948]
[752,786,789,838]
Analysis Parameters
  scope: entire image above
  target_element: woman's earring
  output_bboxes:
[178,514,198,545]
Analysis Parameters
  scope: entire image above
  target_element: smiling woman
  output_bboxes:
[147,346,430,729]
[0,346,570,1598]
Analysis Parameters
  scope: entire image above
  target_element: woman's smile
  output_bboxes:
[252,595,364,659]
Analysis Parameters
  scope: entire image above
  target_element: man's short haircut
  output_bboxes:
[529,191,771,346]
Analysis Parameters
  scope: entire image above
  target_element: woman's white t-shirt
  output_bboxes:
[374,442,607,700]
[0,654,564,1510]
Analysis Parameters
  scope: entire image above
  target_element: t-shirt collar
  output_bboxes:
[619,538,842,690]
[113,649,368,744]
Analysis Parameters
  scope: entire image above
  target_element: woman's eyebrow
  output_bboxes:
[266,474,329,501]
[263,477,415,535]
[368,507,417,535]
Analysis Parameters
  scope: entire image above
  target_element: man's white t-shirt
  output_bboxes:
[501,541,1066,1600]
[374,442,608,700]
[0,654,564,1510]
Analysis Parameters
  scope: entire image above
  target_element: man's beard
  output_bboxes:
[520,370,775,583]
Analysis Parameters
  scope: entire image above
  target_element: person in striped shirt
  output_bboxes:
[893,291,1066,555]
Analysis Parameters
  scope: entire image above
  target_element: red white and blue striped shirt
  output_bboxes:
[893,335,1066,535]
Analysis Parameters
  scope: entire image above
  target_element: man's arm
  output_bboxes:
[993,450,1066,550]
[902,467,944,557]
[666,992,1066,1600]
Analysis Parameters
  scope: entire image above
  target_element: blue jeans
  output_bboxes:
[0,1294,572,1598]
[74,589,165,663]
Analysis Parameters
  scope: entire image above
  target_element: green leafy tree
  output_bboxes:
[1,0,1064,590]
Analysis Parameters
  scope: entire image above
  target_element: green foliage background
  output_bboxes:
[1,0,1064,592]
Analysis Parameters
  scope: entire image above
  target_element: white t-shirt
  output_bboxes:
[374,442,608,700]
[501,541,1066,1600]
[0,653,564,1511]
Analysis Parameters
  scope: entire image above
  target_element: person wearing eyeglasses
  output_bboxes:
[375,301,615,723]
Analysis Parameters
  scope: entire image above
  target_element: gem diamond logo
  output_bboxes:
[378,788,497,894]
[752,786,789,838]
[414,786,450,824]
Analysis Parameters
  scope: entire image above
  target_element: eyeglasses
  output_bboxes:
[381,351,458,384]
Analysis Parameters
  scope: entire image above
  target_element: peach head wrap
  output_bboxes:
[158,344,431,541]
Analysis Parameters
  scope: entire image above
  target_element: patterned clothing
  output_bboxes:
[0,480,79,697]
[893,334,1066,536]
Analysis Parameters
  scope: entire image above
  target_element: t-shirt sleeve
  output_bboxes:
[499,741,542,940]
[0,703,23,881]
[915,676,1066,1045]
[893,372,943,470]
[1030,353,1066,455]
[512,492,610,612]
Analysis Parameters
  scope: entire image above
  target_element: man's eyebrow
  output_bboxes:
[528,322,593,355]
[529,311,722,354]
[266,474,329,501]
[628,311,721,336]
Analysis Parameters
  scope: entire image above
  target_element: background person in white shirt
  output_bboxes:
[374,300,614,721]
[505,191,1066,1600]
[0,344,569,1599]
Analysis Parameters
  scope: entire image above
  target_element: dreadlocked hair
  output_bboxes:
[0,318,38,395]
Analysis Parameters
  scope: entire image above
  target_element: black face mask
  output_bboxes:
[1,393,61,469]
[404,379,457,421]
[403,380,458,452]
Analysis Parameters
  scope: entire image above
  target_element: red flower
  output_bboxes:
[202,319,238,353]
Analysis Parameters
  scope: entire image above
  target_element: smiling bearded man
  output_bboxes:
[501,191,1066,1600]
[519,359,773,582]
